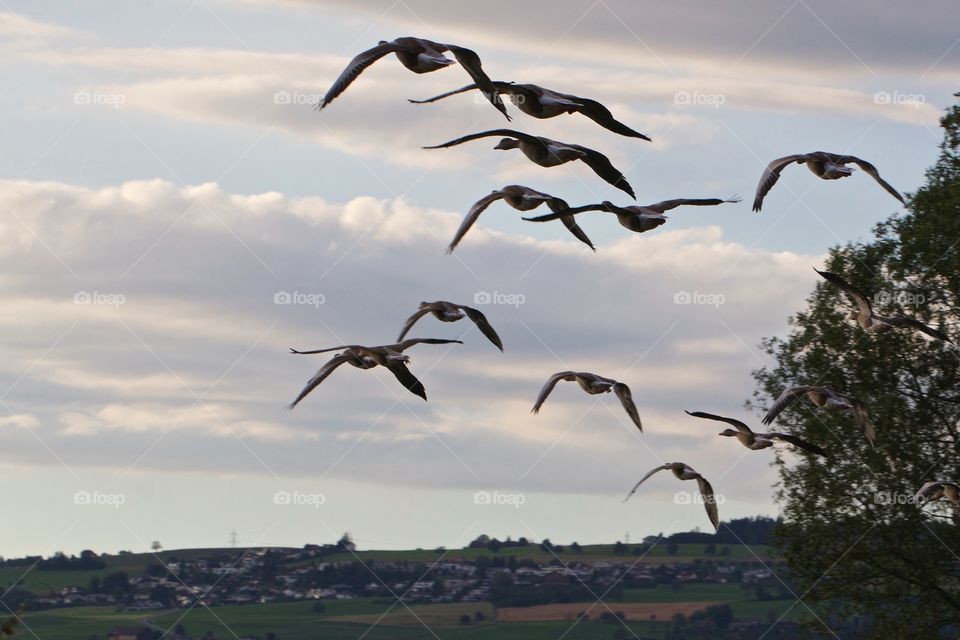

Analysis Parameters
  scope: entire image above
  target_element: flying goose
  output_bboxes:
[410,81,650,140]
[915,480,960,505]
[815,268,949,342]
[762,385,876,446]
[752,151,904,212]
[523,197,740,234]
[685,411,827,457]
[623,462,719,532]
[397,301,503,351]
[532,372,642,431]
[448,185,595,252]
[287,338,462,408]
[318,37,509,120]
[423,129,636,199]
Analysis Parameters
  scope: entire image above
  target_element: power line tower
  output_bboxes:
[229,530,238,549]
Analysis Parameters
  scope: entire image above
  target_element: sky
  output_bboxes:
[0,0,957,559]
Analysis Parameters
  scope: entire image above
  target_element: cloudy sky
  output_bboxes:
[0,0,956,559]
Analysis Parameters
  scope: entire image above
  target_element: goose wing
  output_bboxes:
[646,197,741,213]
[753,154,808,211]
[390,338,463,352]
[765,432,828,457]
[396,305,436,342]
[835,155,905,203]
[545,198,597,251]
[384,360,428,400]
[319,41,406,110]
[879,315,950,342]
[567,95,651,140]
[696,476,720,531]
[915,481,944,503]
[522,203,607,222]
[815,268,873,318]
[288,353,354,409]
[422,129,540,150]
[439,44,510,121]
[459,305,504,351]
[570,145,636,199]
[613,382,643,432]
[531,371,577,414]
[447,188,521,253]
[290,344,363,355]
[623,464,673,502]
[409,82,480,104]
[684,410,752,434]
[762,385,816,426]
[850,400,877,446]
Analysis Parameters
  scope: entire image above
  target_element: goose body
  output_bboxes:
[287,338,462,408]
[753,151,904,211]
[532,371,642,431]
[623,462,719,531]
[410,81,650,139]
[423,129,635,199]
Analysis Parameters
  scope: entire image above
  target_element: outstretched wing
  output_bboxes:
[646,197,741,213]
[460,305,504,351]
[762,386,815,426]
[522,203,607,222]
[623,464,672,502]
[531,371,576,414]
[396,306,435,342]
[290,344,362,355]
[614,383,643,432]
[914,481,943,503]
[815,268,874,318]
[753,154,807,211]
[766,432,828,457]
[447,190,509,253]
[546,198,596,251]
[839,155,905,203]
[390,338,463,352]
[881,315,950,342]
[850,400,877,447]
[384,360,427,400]
[409,82,480,104]
[572,145,636,199]
[696,476,720,531]
[319,41,405,110]
[422,129,539,150]
[569,96,651,140]
[442,45,511,121]
[684,410,752,434]
[288,354,353,409]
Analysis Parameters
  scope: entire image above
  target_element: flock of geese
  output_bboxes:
[291,36,957,531]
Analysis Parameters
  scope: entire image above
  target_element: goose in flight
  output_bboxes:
[532,372,642,431]
[815,269,949,342]
[287,338,462,408]
[318,37,509,120]
[915,480,960,506]
[410,81,650,140]
[624,462,719,532]
[523,197,740,234]
[397,301,503,351]
[423,129,635,199]
[752,151,904,212]
[685,411,827,457]
[448,185,595,252]
[762,385,876,446]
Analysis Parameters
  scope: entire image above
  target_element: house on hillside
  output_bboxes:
[107,627,154,640]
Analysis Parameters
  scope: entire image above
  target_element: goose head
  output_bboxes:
[494,138,521,151]
[718,429,739,437]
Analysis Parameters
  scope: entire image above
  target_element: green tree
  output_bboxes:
[752,94,960,638]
